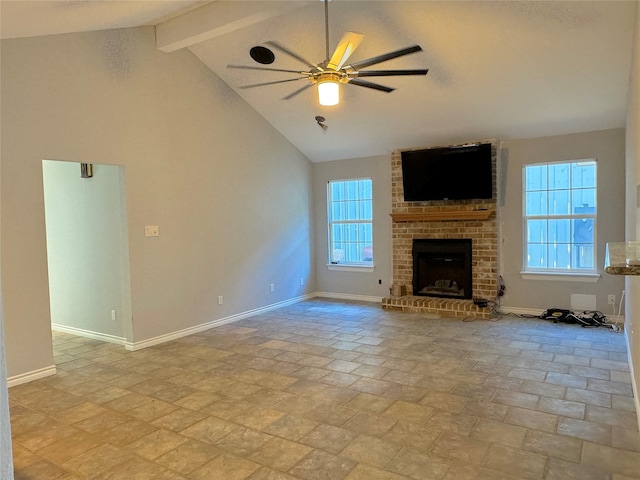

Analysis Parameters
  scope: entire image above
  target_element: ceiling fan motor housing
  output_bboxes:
[315,71,348,84]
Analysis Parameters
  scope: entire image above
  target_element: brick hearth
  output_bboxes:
[381,296,492,319]
[382,140,499,319]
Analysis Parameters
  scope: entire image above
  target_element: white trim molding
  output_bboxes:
[500,307,625,328]
[625,328,640,433]
[520,271,600,283]
[499,306,545,317]
[125,293,316,351]
[8,365,57,388]
[315,292,383,303]
[51,324,126,346]
[326,264,374,273]
[607,314,625,326]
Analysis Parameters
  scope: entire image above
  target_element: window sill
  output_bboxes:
[327,264,374,273]
[520,271,600,283]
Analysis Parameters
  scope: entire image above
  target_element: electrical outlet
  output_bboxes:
[300,278,304,286]
[218,295,223,305]
[270,283,275,293]
[111,309,116,321]
[608,294,616,305]
[144,225,159,237]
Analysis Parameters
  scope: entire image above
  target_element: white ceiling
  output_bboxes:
[1,1,637,162]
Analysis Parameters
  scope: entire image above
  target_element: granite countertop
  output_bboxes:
[605,242,640,275]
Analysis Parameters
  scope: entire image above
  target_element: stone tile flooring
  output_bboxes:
[9,299,640,479]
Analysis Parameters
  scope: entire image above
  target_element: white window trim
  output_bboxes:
[327,264,375,273]
[327,178,373,267]
[519,271,600,282]
[522,159,598,275]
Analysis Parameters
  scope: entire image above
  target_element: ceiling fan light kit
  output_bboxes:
[228,0,428,106]
[317,73,341,106]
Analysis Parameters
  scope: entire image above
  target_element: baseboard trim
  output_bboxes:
[498,308,625,326]
[125,293,316,351]
[52,324,126,346]
[606,314,625,325]
[315,292,383,303]
[8,365,57,388]
[625,328,640,433]
[499,306,545,317]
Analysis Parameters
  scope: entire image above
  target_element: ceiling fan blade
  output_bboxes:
[265,41,319,70]
[347,45,423,70]
[327,32,363,71]
[348,78,395,93]
[227,64,309,75]
[239,78,307,89]
[283,83,313,100]
[353,69,429,77]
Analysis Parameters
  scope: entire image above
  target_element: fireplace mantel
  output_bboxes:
[390,209,494,223]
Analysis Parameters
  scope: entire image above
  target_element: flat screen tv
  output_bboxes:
[401,143,493,201]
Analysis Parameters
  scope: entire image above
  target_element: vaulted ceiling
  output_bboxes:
[1,1,637,162]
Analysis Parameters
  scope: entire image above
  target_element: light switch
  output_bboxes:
[145,225,159,237]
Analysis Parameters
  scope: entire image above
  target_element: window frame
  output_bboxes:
[326,177,374,268]
[522,159,598,276]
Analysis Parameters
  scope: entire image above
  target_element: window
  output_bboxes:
[523,160,596,273]
[327,178,373,266]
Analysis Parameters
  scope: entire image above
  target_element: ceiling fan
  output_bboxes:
[227,0,429,106]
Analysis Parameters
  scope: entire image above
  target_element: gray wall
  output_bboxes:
[42,161,130,341]
[313,155,392,299]
[500,130,626,312]
[624,1,640,425]
[1,27,314,378]
[314,132,626,311]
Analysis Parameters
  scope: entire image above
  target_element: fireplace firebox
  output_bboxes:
[412,239,472,299]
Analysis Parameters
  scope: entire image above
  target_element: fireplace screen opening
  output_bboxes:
[413,239,472,299]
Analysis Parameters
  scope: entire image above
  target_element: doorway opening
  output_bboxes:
[42,160,132,350]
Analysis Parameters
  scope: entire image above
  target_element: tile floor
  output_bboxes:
[9,299,640,480]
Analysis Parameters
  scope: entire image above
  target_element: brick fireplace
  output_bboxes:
[382,140,498,319]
